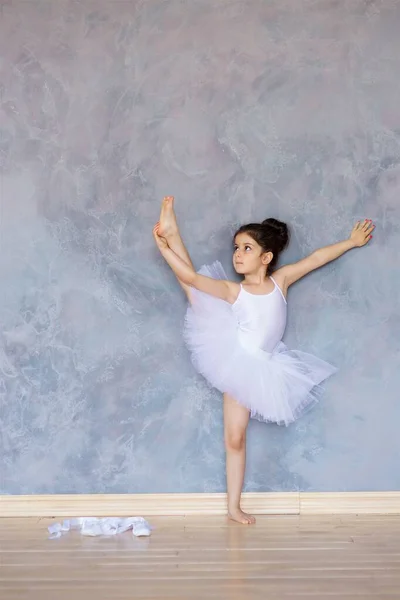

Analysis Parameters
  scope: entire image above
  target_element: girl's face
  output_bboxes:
[233,233,272,275]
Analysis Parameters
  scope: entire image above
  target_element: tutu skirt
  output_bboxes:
[183,262,337,426]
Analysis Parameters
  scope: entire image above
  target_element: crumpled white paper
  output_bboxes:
[48,517,152,539]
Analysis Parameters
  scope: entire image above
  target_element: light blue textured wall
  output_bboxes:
[1,0,399,494]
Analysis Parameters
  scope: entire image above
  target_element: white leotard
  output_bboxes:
[232,277,287,355]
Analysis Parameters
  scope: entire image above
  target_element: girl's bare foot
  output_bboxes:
[228,508,256,525]
[159,196,178,238]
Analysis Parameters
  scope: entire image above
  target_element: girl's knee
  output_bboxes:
[224,429,246,452]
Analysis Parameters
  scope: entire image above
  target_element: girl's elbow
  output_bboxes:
[185,271,197,286]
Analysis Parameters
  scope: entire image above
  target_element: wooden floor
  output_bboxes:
[1,515,400,599]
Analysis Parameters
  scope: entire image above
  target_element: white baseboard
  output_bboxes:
[1,492,399,517]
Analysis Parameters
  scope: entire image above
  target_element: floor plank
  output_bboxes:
[1,515,399,599]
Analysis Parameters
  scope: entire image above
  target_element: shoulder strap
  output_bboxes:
[270,276,287,304]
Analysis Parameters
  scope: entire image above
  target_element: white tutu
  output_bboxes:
[183,262,337,426]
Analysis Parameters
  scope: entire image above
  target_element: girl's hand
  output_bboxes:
[153,222,168,251]
[350,219,375,247]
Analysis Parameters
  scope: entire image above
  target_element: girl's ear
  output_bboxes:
[262,251,273,266]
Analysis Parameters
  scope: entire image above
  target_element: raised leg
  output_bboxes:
[223,393,255,525]
[158,196,194,301]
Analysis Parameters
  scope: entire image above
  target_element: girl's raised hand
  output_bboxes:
[153,222,168,251]
[350,219,375,247]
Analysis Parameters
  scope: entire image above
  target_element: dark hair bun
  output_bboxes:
[261,218,289,252]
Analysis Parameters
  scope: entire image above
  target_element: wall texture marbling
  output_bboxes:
[1,0,399,494]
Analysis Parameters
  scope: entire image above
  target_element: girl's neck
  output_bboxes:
[242,273,271,286]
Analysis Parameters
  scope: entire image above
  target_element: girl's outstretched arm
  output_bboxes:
[275,219,375,290]
[153,224,239,303]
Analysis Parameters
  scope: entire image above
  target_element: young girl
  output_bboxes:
[153,196,374,525]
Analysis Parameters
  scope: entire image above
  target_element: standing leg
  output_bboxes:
[223,393,256,525]
[158,196,194,301]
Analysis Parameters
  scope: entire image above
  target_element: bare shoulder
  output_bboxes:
[192,274,241,303]
[273,252,322,288]
[271,267,289,297]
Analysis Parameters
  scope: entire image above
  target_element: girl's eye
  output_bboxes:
[233,245,251,252]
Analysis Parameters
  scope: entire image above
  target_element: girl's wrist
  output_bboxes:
[346,238,357,250]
